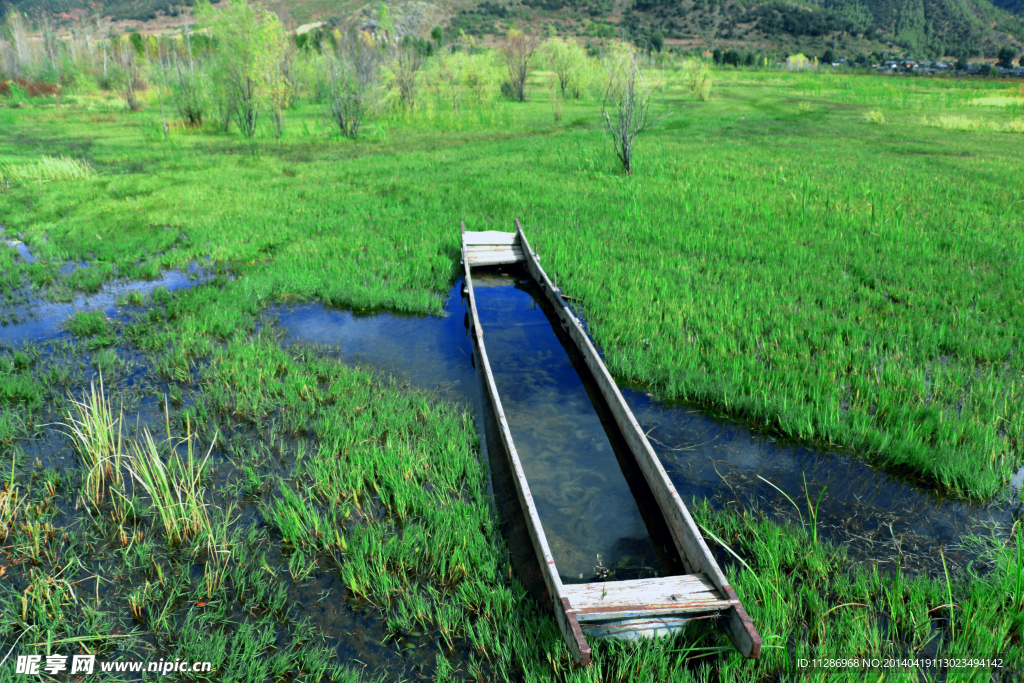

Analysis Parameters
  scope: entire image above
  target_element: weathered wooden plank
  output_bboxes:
[461,235,591,666]
[720,585,761,660]
[465,245,525,266]
[466,254,525,266]
[562,573,728,613]
[463,230,520,246]
[575,604,722,620]
[466,245,524,256]
[560,598,592,665]
[514,219,762,660]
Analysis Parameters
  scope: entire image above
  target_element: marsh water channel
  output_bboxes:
[0,253,456,677]
[273,265,1021,581]
[2,243,1020,678]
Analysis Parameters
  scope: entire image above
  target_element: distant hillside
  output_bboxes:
[449,0,1023,57]
[992,0,1024,14]
[2,0,1022,58]
[0,0,409,29]
[0,0,193,23]
[616,0,1024,57]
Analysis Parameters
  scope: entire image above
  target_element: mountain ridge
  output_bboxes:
[1,0,1021,58]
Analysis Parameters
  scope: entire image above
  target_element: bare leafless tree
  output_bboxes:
[170,10,206,127]
[500,29,537,102]
[1,11,31,80]
[115,38,143,111]
[327,29,382,138]
[388,39,422,109]
[40,13,59,78]
[599,43,664,174]
[95,14,109,83]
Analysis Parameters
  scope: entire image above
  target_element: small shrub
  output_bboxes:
[864,110,886,124]
[681,58,712,101]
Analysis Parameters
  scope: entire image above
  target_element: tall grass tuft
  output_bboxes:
[0,155,95,183]
[549,84,564,122]
[1013,525,1024,611]
[201,503,237,596]
[129,427,211,546]
[803,473,826,546]
[922,115,1024,133]
[0,485,21,542]
[940,546,956,639]
[60,378,128,520]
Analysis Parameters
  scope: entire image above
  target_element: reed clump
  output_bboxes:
[128,427,212,546]
[0,485,21,542]
[60,378,128,521]
[0,155,95,183]
[64,310,116,347]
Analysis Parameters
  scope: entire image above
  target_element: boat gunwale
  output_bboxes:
[514,220,761,659]
[461,220,761,663]
[460,222,592,665]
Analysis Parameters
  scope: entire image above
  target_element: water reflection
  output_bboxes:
[630,393,1017,575]
[471,271,664,582]
[1,237,208,346]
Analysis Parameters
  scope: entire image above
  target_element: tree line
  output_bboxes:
[2,5,723,173]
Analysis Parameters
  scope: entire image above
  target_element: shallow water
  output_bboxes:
[628,392,1017,574]
[4,239,35,262]
[272,298,477,406]
[274,272,1020,580]
[5,244,1018,676]
[0,269,201,345]
[0,242,462,679]
[471,272,668,582]
[1,238,208,347]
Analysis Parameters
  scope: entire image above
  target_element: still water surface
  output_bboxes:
[274,269,1020,579]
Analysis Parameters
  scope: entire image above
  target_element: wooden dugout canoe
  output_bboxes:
[460,220,762,665]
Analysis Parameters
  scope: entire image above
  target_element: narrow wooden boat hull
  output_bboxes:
[579,616,692,640]
[461,221,761,664]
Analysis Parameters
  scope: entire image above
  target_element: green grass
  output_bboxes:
[2,68,1023,498]
[688,500,1024,681]
[0,298,1020,680]
[0,66,1022,680]
[64,309,117,347]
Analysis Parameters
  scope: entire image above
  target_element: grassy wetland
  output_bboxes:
[1,32,1023,682]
